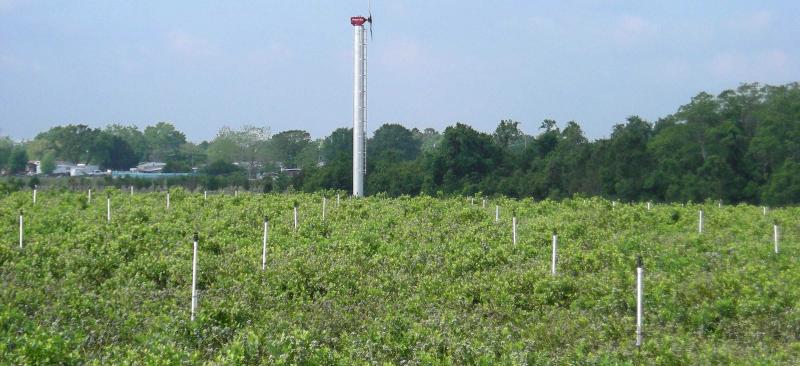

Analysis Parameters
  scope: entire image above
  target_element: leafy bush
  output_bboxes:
[0,193,798,363]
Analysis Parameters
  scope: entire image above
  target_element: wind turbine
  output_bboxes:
[350,2,373,197]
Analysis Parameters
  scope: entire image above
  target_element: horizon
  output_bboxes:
[2,1,799,142]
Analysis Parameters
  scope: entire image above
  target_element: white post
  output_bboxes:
[32,186,37,204]
[235,190,238,197]
[322,197,327,221]
[495,205,499,223]
[191,233,199,321]
[268,216,269,271]
[293,203,298,231]
[130,186,134,195]
[774,224,780,254]
[88,189,92,204]
[166,192,170,209]
[107,197,111,223]
[482,199,486,208]
[204,191,208,200]
[19,212,23,249]
[646,202,651,210]
[337,193,340,207]
[470,197,474,205]
[636,256,644,347]
[718,200,722,208]
[698,210,704,234]
[512,216,517,245]
[763,206,767,216]
[551,234,558,276]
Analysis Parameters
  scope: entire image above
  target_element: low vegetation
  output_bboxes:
[1,190,798,364]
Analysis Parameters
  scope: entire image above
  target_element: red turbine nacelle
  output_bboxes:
[351,16,367,26]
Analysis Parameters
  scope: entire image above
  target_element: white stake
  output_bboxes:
[763,206,767,216]
[130,186,134,195]
[512,216,517,245]
[293,203,298,231]
[88,189,92,204]
[204,190,207,200]
[322,197,327,221]
[470,197,474,205]
[774,224,780,254]
[336,193,340,207]
[636,256,644,347]
[166,192,170,209]
[190,233,199,321]
[107,197,111,223]
[495,205,499,223]
[698,210,704,234]
[551,234,558,276]
[32,186,37,204]
[718,200,722,208]
[482,199,486,208]
[19,212,23,249]
[268,216,269,271]
[646,202,651,210]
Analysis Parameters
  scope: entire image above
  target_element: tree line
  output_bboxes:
[1,83,799,204]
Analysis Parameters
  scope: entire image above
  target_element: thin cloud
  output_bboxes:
[245,42,293,68]
[0,0,23,13]
[166,31,217,57]
[375,38,438,73]
[609,15,656,44]
[728,9,772,34]
[708,49,794,81]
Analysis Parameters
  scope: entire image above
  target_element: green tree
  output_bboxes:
[40,152,56,175]
[34,124,97,163]
[492,119,523,150]
[369,123,421,162]
[105,124,147,161]
[320,127,352,162]
[269,130,311,168]
[0,137,13,172]
[7,146,28,174]
[144,122,187,161]
[92,132,139,170]
[762,160,800,205]
[427,123,502,194]
[207,125,270,178]
[601,116,653,201]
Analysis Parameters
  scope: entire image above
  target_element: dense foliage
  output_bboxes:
[3,83,800,204]
[1,190,798,364]
[303,83,800,205]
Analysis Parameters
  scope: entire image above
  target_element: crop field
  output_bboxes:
[1,189,799,364]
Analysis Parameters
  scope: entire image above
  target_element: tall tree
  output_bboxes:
[143,122,187,162]
[269,130,311,168]
[7,146,28,174]
[493,119,524,150]
[427,123,502,194]
[105,124,147,161]
[369,123,421,162]
[207,125,270,178]
[601,116,653,201]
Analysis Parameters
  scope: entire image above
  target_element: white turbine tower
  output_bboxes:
[351,6,372,197]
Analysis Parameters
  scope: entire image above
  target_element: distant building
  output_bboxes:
[133,162,167,173]
[53,162,77,176]
[70,164,102,176]
[26,161,41,175]
[280,167,302,177]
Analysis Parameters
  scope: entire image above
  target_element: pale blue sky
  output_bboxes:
[1,1,798,142]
